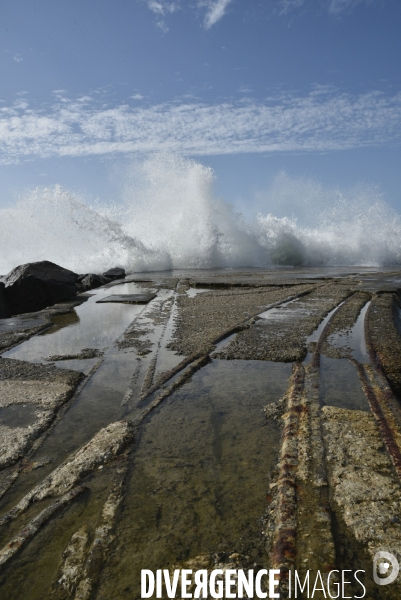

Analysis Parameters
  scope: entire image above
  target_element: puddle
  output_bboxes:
[0,404,40,427]
[50,357,100,375]
[301,300,370,410]
[318,303,370,411]
[326,301,370,363]
[213,331,237,352]
[306,303,341,345]
[153,345,182,378]
[301,302,345,365]
[152,295,183,379]
[99,359,292,598]
[320,357,369,411]
[257,297,298,320]
[0,463,117,600]
[42,310,80,334]
[0,283,155,514]
[186,287,210,298]
[1,283,148,364]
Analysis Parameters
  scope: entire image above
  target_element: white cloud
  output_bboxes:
[146,0,177,15]
[140,0,179,32]
[0,89,400,163]
[276,0,375,16]
[143,0,178,30]
[277,0,304,15]
[142,0,234,29]
[201,0,234,29]
[238,85,252,94]
[328,0,373,14]
[131,94,144,100]
[141,0,376,29]
[13,54,23,62]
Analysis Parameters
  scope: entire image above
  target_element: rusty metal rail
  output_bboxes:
[350,296,401,480]
[270,363,304,587]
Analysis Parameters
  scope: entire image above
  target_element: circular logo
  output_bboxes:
[373,551,399,586]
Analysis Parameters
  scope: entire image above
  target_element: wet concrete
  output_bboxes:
[96,293,156,304]
[0,267,401,600]
[215,283,352,362]
[0,404,40,428]
[168,283,315,358]
[323,406,401,599]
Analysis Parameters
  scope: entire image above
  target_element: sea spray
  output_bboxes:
[0,153,400,274]
[119,154,267,269]
[0,184,170,275]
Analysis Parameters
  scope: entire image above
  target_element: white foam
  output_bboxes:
[0,153,400,274]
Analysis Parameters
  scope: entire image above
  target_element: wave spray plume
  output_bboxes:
[0,153,400,274]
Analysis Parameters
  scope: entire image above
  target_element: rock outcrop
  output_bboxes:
[0,282,10,318]
[76,267,125,291]
[2,261,79,315]
[78,273,110,291]
[102,267,125,280]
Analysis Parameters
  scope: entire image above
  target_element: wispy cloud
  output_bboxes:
[328,0,373,15]
[145,0,178,15]
[141,0,234,29]
[276,0,375,16]
[13,54,23,63]
[141,0,378,29]
[238,85,252,94]
[142,0,179,30]
[201,0,234,29]
[277,0,304,16]
[0,89,400,163]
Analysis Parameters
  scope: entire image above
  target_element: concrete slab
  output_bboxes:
[96,293,156,304]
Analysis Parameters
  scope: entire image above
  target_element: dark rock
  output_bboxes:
[3,261,79,316]
[0,282,10,318]
[102,267,126,281]
[77,274,89,283]
[80,273,111,291]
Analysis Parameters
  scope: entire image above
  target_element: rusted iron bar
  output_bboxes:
[270,363,305,593]
[352,359,401,479]
[358,296,401,479]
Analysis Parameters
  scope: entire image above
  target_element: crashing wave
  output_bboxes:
[0,153,400,274]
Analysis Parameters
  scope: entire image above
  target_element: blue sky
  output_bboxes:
[1,0,401,215]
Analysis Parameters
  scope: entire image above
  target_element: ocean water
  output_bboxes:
[1,153,401,275]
